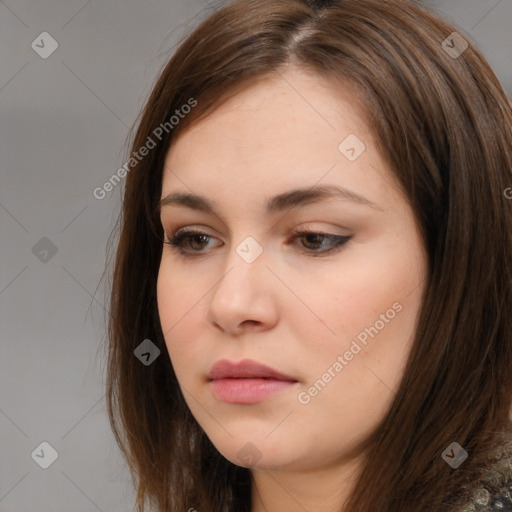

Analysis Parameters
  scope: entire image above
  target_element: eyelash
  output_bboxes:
[163,228,351,257]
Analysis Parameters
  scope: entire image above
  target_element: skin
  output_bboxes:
[156,65,428,512]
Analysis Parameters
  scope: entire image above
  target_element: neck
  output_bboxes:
[250,455,363,512]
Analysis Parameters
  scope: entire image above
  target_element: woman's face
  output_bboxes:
[157,67,428,472]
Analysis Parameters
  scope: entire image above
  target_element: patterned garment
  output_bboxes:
[460,443,512,511]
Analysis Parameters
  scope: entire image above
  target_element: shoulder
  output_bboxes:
[458,439,512,511]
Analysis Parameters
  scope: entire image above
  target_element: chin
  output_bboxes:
[206,431,300,470]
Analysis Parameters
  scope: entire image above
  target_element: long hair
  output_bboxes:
[105,1,512,510]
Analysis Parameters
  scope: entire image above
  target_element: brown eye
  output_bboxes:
[164,229,220,255]
[187,234,210,251]
[300,233,327,250]
[291,229,351,255]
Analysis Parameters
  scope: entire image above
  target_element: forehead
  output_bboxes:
[169,69,365,148]
[161,68,391,208]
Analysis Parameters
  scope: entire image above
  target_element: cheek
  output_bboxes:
[290,281,420,447]
[156,263,207,377]
[287,237,425,394]
[343,237,423,332]
[288,249,422,349]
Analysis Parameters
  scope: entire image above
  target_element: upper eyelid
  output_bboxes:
[166,227,346,239]
[165,228,350,253]
[165,222,350,236]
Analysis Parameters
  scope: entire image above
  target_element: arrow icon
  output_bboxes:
[134,339,161,365]
[236,236,263,263]
[31,441,58,469]
[339,134,365,161]
[32,237,58,262]
[442,32,468,59]
[237,442,262,466]
[31,32,58,59]
[441,441,468,468]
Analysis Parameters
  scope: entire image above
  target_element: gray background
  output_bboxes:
[1,1,511,510]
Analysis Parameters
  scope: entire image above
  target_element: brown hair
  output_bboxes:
[105,0,512,510]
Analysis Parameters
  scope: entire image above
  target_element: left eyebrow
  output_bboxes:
[157,184,382,215]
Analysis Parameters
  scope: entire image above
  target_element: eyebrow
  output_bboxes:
[157,184,381,215]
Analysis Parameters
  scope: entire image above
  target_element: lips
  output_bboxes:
[208,358,297,382]
[208,359,299,404]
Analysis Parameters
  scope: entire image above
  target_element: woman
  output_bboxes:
[105,0,512,510]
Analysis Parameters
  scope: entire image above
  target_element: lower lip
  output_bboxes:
[210,378,297,404]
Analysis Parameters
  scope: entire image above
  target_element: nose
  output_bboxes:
[206,243,279,335]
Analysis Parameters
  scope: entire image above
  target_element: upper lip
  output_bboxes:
[208,358,298,381]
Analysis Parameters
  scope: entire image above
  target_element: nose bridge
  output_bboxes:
[207,234,276,331]
[216,234,267,295]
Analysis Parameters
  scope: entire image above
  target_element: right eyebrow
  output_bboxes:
[157,184,381,215]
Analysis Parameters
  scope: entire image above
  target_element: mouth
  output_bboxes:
[208,358,299,404]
